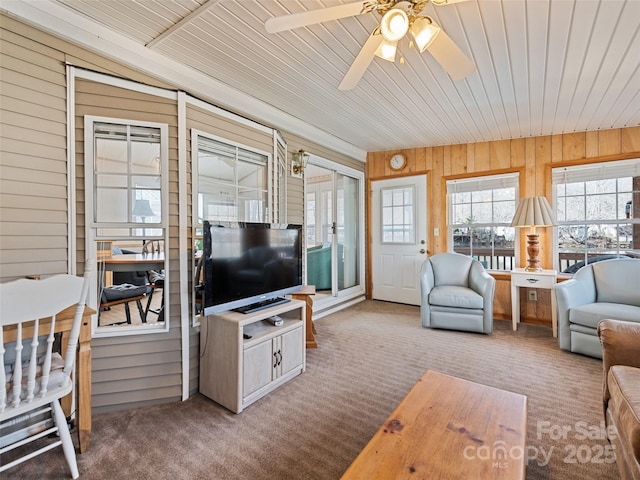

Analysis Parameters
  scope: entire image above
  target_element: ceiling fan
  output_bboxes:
[265,0,475,90]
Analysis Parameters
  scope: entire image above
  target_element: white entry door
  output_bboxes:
[371,175,427,305]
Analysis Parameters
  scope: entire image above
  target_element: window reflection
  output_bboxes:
[197,137,268,224]
[96,240,165,327]
[193,133,278,325]
[87,118,168,334]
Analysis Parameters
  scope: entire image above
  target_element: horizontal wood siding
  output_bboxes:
[1,13,370,414]
[75,78,182,413]
[281,130,365,226]
[0,26,68,280]
[366,127,640,324]
[187,105,273,152]
[186,103,275,395]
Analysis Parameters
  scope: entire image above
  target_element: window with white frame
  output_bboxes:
[274,133,287,224]
[322,190,333,244]
[447,173,519,271]
[552,158,640,273]
[86,117,169,335]
[196,136,270,224]
[306,192,316,245]
[192,130,282,325]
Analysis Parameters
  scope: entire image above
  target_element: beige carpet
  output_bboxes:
[6,300,619,479]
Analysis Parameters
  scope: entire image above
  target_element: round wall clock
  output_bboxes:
[389,153,406,170]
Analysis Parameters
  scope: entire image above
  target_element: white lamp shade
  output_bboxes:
[380,9,409,42]
[410,17,441,52]
[510,196,557,228]
[132,199,156,218]
[374,39,398,62]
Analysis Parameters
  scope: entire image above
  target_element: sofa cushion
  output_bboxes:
[593,259,640,307]
[429,285,483,310]
[5,352,67,400]
[101,283,147,303]
[569,302,640,329]
[607,366,640,468]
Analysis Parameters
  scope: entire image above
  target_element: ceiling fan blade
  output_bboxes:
[265,1,367,34]
[426,27,475,81]
[338,31,383,91]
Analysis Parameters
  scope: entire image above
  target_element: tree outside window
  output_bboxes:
[447,173,519,271]
[553,159,640,273]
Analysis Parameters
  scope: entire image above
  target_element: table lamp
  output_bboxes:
[510,196,557,271]
[132,199,156,239]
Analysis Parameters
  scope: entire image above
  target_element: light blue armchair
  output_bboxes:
[306,243,343,290]
[554,258,640,358]
[420,253,496,334]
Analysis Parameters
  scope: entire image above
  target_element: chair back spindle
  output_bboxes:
[0,259,94,479]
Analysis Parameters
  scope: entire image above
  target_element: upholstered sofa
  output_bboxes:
[597,319,640,480]
[420,253,495,334]
[554,258,640,358]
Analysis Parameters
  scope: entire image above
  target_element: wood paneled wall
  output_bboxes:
[366,127,640,324]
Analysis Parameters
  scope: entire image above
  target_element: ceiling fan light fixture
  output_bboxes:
[410,17,441,52]
[374,39,398,62]
[380,8,409,42]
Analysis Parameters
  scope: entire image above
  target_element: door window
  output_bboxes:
[305,162,364,297]
[380,186,415,244]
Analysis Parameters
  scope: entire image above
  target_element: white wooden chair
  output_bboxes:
[0,259,93,479]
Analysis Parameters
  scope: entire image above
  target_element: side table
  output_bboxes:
[291,285,317,348]
[511,268,558,336]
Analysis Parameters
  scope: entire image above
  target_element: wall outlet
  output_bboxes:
[528,290,537,302]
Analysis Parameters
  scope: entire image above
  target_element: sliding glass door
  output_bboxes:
[305,161,363,299]
[336,172,359,291]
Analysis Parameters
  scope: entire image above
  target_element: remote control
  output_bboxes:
[243,333,252,339]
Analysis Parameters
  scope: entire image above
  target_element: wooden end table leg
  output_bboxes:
[77,318,92,453]
[292,289,317,348]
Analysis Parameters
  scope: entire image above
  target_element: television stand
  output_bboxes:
[235,297,289,314]
[200,299,306,413]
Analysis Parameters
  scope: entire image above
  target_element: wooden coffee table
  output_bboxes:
[341,369,528,479]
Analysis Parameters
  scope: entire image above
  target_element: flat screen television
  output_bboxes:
[202,221,303,315]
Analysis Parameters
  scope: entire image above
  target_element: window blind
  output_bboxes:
[446,172,519,194]
[552,158,640,184]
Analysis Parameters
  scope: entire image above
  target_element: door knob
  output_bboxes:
[420,249,426,254]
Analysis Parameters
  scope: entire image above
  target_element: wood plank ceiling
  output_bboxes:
[11,0,640,153]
